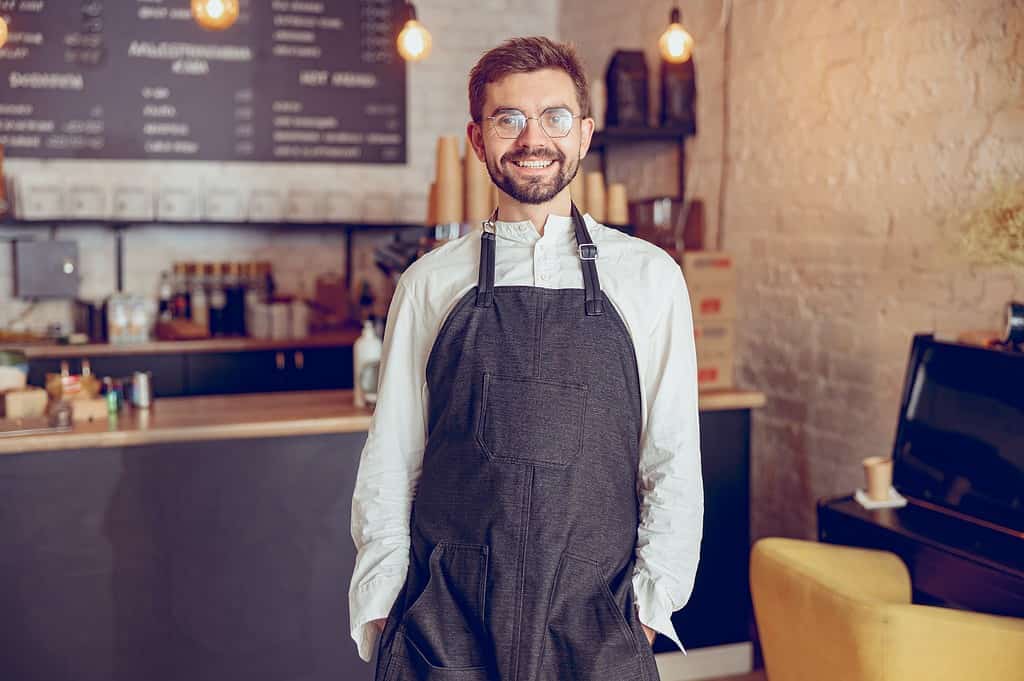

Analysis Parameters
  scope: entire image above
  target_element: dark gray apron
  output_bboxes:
[374,204,660,681]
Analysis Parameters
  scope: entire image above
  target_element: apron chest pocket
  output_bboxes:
[475,373,588,468]
[399,542,490,672]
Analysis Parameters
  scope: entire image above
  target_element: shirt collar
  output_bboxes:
[493,213,576,244]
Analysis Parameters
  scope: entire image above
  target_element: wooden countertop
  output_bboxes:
[0,388,765,456]
[0,390,373,455]
[14,331,360,359]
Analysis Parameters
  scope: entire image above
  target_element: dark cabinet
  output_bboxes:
[284,347,354,391]
[185,346,353,396]
[185,351,284,395]
[29,345,354,399]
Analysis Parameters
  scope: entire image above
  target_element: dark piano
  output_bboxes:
[818,334,1024,617]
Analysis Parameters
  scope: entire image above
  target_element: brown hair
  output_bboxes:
[468,37,590,123]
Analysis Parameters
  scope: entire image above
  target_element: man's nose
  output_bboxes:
[516,117,549,148]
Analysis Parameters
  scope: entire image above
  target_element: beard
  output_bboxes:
[486,145,580,205]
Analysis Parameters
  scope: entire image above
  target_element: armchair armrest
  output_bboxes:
[883,603,1024,681]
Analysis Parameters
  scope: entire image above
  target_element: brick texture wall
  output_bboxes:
[562,0,1024,540]
[1,0,558,330]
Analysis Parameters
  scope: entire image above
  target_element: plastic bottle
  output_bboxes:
[353,319,382,408]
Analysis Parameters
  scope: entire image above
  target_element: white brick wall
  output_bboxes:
[562,0,1024,540]
[1,1,559,329]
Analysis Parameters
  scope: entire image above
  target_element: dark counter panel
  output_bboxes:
[0,432,375,681]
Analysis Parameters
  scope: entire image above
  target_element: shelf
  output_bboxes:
[0,218,428,232]
[13,330,362,359]
[589,126,692,151]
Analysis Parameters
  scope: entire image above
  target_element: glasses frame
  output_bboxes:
[485,107,581,140]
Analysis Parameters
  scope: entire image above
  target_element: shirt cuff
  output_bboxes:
[632,569,687,655]
[350,573,406,662]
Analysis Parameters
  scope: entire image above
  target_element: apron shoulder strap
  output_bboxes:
[475,209,498,308]
[571,203,604,316]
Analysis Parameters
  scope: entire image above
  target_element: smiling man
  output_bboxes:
[349,37,703,681]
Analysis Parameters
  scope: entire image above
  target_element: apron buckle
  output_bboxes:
[578,243,599,260]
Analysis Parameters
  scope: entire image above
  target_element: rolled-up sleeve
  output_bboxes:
[349,280,428,662]
[631,264,704,655]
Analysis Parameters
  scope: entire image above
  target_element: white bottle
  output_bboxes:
[353,319,382,408]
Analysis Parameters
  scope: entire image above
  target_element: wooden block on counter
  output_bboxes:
[71,397,109,423]
[3,387,48,419]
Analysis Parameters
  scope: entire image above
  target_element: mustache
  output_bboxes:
[502,148,564,164]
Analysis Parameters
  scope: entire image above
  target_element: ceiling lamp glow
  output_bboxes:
[658,6,694,64]
[397,3,431,62]
[192,0,239,31]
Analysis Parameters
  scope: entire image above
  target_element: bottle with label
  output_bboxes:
[358,281,375,322]
[223,262,246,336]
[208,263,227,336]
[191,263,209,334]
[157,271,173,322]
[353,319,382,408]
[171,262,191,320]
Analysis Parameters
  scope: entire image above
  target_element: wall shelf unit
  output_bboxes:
[589,126,690,199]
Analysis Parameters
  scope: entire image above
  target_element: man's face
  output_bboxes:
[468,68,594,206]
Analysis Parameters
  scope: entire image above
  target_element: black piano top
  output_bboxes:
[891,335,1024,536]
[819,494,1024,577]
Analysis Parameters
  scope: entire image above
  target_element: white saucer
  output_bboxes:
[854,486,908,509]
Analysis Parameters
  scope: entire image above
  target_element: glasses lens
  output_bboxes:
[541,108,574,137]
[494,111,526,138]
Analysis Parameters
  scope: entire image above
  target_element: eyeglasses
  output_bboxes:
[486,107,578,139]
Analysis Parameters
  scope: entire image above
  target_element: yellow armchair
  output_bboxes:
[750,537,1024,681]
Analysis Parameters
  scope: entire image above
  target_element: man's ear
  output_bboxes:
[578,116,595,161]
[466,122,487,162]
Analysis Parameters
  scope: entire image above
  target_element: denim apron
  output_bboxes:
[374,204,660,681]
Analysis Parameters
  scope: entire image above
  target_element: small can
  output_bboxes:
[103,377,122,413]
[131,371,152,409]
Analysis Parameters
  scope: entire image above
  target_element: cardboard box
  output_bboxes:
[681,251,736,290]
[694,321,735,363]
[682,251,737,321]
[689,286,737,321]
[694,319,735,391]
[697,358,734,390]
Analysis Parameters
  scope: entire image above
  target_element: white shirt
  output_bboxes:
[349,212,704,662]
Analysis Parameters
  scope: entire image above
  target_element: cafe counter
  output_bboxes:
[0,388,765,456]
[0,387,765,681]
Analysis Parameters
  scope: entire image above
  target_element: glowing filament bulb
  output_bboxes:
[397,17,431,62]
[192,0,239,31]
[658,8,694,64]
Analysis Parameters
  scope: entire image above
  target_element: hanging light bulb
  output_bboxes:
[0,16,9,50]
[191,0,239,31]
[396,3,431,62]
[658,6,694,64]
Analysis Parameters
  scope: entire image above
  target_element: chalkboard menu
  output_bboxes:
[0,0,406,164]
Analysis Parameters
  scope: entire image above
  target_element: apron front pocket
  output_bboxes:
[475,373,588,468]
[400,542,490,671]
[538,551,643,681]
[387,632,491,681]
